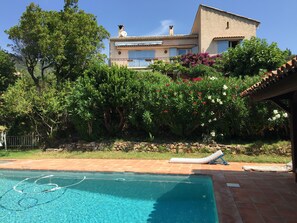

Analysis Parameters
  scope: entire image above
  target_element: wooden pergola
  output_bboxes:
[241,56,297,182]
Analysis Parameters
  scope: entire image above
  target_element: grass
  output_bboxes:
[0,149,291,163]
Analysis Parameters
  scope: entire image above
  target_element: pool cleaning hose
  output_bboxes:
[13,175,86,194]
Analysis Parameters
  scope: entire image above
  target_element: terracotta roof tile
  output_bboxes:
[213,36,244,40]
[110,34,198,41]
[241,56,297,97]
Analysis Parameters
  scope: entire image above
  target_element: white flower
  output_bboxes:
[208,119,212,123]
[283,113,288,118]
[216,98,223,105]
[208,96,212,100]
[275,114,281,119]
[210,131,216,137]
[223,85,228,90]
[223,92,227,96]
[272,116,277,121]
[210,111,215,115]
[268,118,272,121]
[209,76,217,80]
[273,110,278,115]
[211,99,215,103]
[201,123,205,127]
[213,118,217,121]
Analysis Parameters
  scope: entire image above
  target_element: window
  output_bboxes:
[217,41,229,53]
[169,48,177,57]
[128,50,155,67]
[229,41,240,48]
[217,40,241,53]
[226,22,230,29]
[192,46,199,54]
[177,49,191,55]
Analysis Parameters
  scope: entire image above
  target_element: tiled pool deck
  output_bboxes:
[0,159,296,223]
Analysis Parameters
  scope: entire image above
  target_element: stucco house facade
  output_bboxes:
[109,4,260,68]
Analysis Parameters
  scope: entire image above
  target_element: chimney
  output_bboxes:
[169,25,174,36]
[118,25,124,37]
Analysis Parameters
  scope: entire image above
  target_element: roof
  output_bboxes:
[115,41,163,47]
[241,56,297,98]
[200,4,260,27]
[110,34,198,41]
[213,36,245,40]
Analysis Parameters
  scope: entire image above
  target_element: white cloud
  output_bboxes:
[148,20,174,36]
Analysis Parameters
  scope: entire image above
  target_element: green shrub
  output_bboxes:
[67,63,142,137]
[222,37,288,77]
[188,64,220,78]
[148,60,188,79]
[2,77,68,141]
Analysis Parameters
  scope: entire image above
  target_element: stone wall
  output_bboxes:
[54,140,291,156]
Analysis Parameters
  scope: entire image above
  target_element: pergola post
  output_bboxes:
[242,56,297,182]
[290,92,297,182]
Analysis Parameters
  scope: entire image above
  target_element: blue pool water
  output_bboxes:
[0,170,218,223]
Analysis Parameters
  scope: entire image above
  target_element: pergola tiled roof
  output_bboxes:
[242,55,297,182]
[241,56,297,99]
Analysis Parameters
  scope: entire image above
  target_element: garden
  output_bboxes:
[0,1,295,162]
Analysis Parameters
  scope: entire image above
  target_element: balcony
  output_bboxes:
[110,57,171,69]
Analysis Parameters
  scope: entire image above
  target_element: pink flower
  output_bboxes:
[192,77,203,82]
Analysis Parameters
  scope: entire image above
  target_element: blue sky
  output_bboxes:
[0,0,296,56]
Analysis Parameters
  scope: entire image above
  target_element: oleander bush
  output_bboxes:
[188,64,220,78]
[67,64,140,137]
[129,72,289,139]
[1,63,289,142]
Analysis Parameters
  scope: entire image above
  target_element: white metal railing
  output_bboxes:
[6,134,39,149]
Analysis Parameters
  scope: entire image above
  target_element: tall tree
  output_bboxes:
[6,2,109,87]
[6,3,48,90]
[64,0,79,10]
[51,7,109,82]
[0,49,16,93]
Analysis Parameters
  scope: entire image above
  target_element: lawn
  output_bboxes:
[0,149,291,163]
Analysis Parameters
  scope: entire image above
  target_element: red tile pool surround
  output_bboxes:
[0,159,296,223]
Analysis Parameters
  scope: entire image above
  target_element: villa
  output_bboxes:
[109,4,260,68]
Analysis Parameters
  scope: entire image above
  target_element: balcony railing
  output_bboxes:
[110,57,173,68]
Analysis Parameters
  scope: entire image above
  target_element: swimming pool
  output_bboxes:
[0,170,218,223]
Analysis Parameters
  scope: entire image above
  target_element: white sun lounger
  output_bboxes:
[242,162,292,172]
[169,150,228,165]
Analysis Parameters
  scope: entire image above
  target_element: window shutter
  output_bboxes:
[217,41,229,53]
[169,48,177,57]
